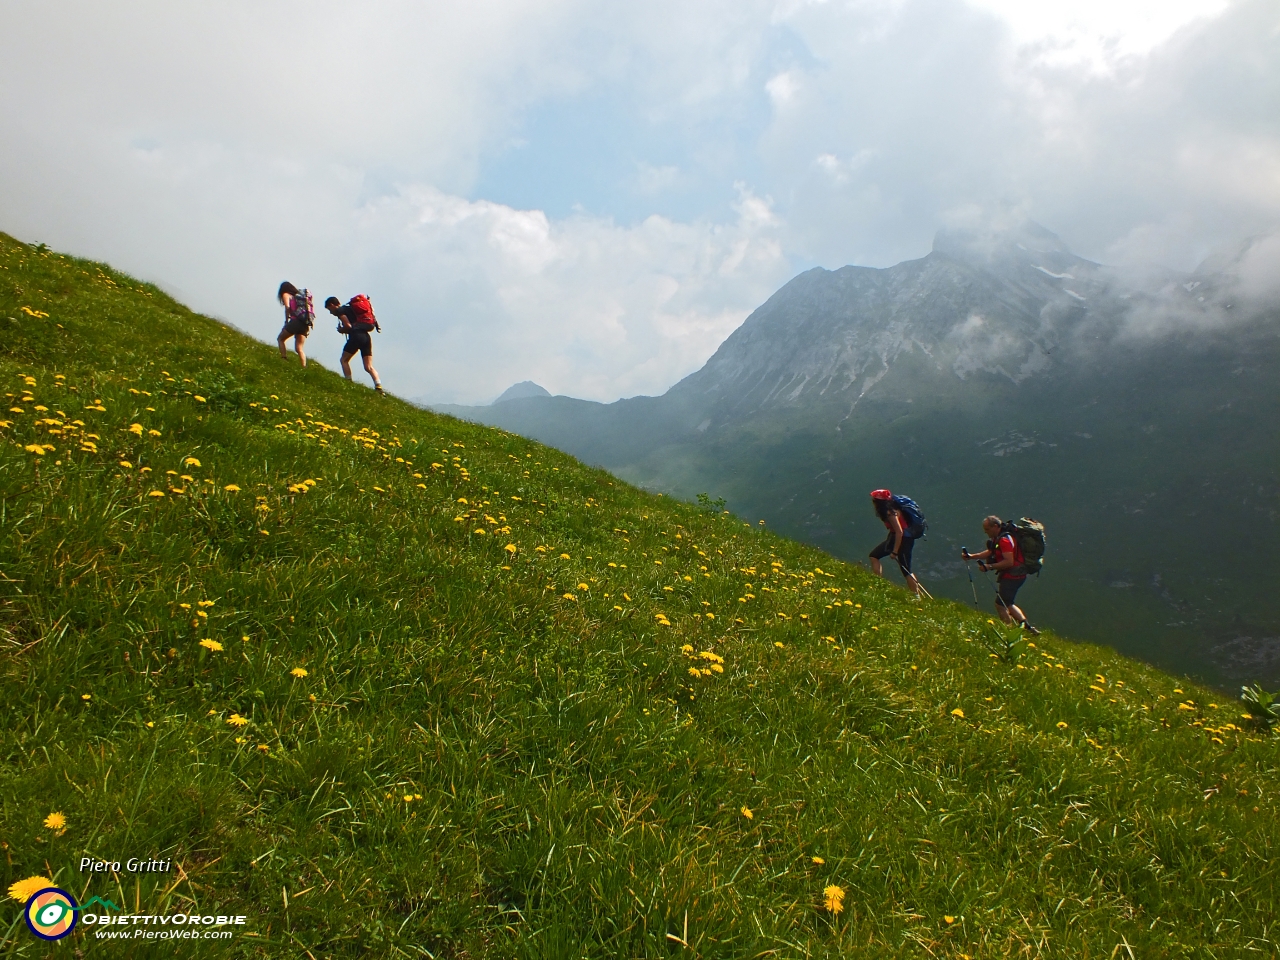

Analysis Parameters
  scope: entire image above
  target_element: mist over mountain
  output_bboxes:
[435,223,1280,689]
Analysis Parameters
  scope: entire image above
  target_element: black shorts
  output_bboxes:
[870,533,915,574]
[343,329,373,358]
[997,577,1026,607]
[281,319,310,338]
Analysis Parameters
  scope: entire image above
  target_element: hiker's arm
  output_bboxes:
[889,513,904,555]
[963,547,992,561]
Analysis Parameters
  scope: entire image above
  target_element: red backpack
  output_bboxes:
[348,294,380,331]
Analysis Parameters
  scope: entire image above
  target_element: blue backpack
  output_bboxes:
[892,495,927,538]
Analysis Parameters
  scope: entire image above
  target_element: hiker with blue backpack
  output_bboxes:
[325,294,384,393]
[868,489,926,597]
[961,515,1042,634]
[276,282,314,367]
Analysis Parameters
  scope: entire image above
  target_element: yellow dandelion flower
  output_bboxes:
[193,395,207,403]
[227,713,249,727]
[562,593,577,601]
[950,708,964,718]
[184,457,201,467]
[290,667,308,678]
[811,856,825,864]
[560,553,571,560]
[457,498,468,504]
[741,806,754,820]
[224,484,241,492]
[199,639,223,651]
[1057,721,1068,729]
[119,460,133,468]
[504,543,517,554]
[256,744,269,752]
[128,423,144,435]
[148,429,162,436]
[9,876,54,902]
[823,884,845,915]
[944,915,956,924]
[148,490,165,497]
[81,693,91,700]
[43,812,66,831]
[578,583,589,591]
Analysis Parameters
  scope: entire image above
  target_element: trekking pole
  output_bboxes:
[961,549,980,606]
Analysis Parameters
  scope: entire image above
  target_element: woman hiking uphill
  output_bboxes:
[868,489,924,597]
[276,282,314,367]
[962,516,1039,634]
[325,295,383,393]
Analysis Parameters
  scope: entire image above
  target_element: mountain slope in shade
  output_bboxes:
[494,380,551,403]
[439,223,1280,690]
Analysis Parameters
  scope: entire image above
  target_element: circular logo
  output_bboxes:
[25,887,79,941]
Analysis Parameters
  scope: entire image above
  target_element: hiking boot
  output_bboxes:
[375,384,385,394]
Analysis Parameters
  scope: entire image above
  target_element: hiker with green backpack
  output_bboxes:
[325,294,384,393]
[962,515,1044,634]
[868,489,926,597]
[276,282,314,367]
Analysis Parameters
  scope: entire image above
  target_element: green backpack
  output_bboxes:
[1002,518,1046,576]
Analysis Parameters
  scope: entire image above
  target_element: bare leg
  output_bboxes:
[904,572,922,596]
[870,557,883,577]
[294,334,307,368]
[363,355,382,389]
[277,331,290,359]
[341,350,355,380]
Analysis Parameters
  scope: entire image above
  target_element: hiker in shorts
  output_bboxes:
[868,489,923,597]
[325,296,383,392]
[962,516,1037,633]
[276,282,313,367]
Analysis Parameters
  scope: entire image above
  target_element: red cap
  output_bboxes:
[870,488,892,501]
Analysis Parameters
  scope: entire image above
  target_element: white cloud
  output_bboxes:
[0,0,1276,406]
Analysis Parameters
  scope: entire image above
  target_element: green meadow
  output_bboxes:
[1,232,1277,957]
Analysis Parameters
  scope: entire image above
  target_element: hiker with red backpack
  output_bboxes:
[868,489,925,597]
[325,294,384,393]
[962,515,1041,634]
[276,282,314,367]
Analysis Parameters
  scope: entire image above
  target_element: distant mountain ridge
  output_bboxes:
[435,222,1280,689]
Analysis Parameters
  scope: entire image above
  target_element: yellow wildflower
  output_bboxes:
[184,457,201,467]
[199,639,223,651]
[9,876,53,902]
[950,708,964,718]
[129,423,144,435]
[148,490,165,497]
[227,714,249,727]
[43,812,66,831]
[224,484,241,492]
[811,856,825,864]
[290,667,308,678]
[505,544,517,554]
[741,806,753,820]
[823,885,845,915]
[1057,721,1068,729]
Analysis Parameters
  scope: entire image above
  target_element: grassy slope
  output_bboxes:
[0,233,1276,958]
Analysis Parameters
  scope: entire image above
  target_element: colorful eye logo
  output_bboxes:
[25,887,79,941]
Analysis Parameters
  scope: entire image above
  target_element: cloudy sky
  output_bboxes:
[1,0,1277,402]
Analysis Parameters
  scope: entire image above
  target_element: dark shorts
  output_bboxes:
[281,319,310,338]
[870,533,915,574]
[343,329,373,358]
[997,576,1026,607]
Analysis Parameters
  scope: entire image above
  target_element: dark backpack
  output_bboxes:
[289,289,315,329]
[1002,518,1046,576]
[348,294,380,331]
[891,495,927,538]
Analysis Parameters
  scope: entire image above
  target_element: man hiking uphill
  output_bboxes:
[276,282,313,367]
[962,516,1039,634]
[325,295,384,393]
[868,489,924,597]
